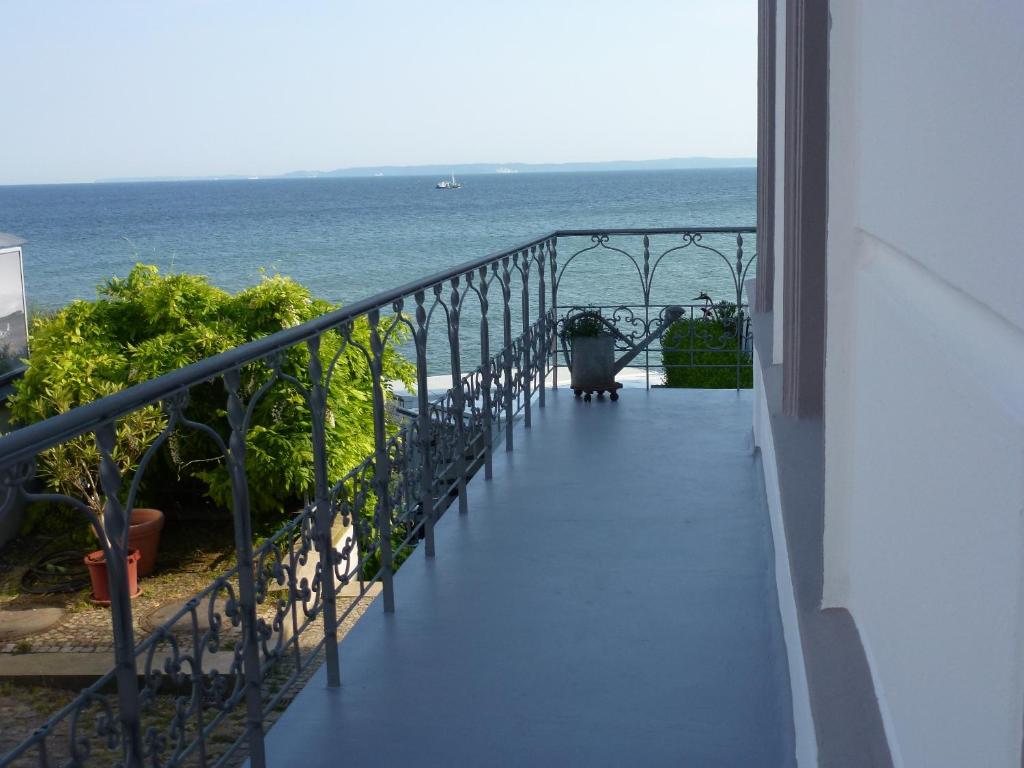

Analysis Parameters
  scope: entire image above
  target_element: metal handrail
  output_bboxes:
[555,226,755,236]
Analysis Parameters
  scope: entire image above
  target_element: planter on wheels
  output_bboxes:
[128,508,165,577]
[570,335,620,401]
[84,549,142,605]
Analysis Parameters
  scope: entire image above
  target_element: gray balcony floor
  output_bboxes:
[262,388,795,767]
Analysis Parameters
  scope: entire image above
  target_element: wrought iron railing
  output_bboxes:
[0,226,754,767]
[553,228,756,389]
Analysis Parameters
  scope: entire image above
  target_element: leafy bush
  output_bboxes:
[661,303,752,389]
[9,265,414,538]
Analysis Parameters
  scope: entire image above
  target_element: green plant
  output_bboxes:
[7,307,168,534]
[563,311,608,339]
[9,264,415,538]
[12,640,32,655]
[661,301,752,389]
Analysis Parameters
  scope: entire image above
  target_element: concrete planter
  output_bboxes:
[569,335,618,398]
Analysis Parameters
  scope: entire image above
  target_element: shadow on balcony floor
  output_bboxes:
[261,387,795,767]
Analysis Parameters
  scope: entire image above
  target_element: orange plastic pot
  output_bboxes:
[128,508,165,577]
[84,548,142,606]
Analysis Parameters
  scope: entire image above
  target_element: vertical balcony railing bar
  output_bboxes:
[0,227,751,767]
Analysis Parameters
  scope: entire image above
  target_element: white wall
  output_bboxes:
[824,2,1024,766]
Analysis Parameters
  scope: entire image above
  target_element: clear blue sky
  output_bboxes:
[0,0,756,185]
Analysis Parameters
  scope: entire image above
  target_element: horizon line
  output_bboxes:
[0,156,757,188]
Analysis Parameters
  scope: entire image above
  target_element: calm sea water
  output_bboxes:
[0,169,755,373]
[0,169,754,308]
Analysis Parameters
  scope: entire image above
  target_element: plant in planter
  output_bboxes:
[661,297,752,389]
[562,311,620,401]
[8,299,171,592]
[26,434,157,602]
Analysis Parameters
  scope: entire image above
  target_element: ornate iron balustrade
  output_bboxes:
[553,228,756,389]
[0,226,753,767]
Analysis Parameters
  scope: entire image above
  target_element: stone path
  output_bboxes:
[0,542,234,656]
[2,589,208,655]
[0,607,63,647]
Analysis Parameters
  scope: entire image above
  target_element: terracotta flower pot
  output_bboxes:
[84,549,142,606]
[128,508,165,577]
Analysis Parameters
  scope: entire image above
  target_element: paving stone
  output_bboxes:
[0,608,64,640]
[143,601,213,635]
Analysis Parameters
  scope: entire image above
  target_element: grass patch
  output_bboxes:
[661,317,753,389]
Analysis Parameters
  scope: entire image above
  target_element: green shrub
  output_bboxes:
[661,306,752,389]
[9,264,414,539]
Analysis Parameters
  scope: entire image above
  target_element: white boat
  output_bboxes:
[436,172,462,189]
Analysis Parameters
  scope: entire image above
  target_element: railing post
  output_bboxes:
[642,234,652,390]
[96,425,143,768]
[413,291,437,556]
[367,310,395,613]
[223,370,267,766]
[519,251,532,429]
[736,232,745,391]
[307,337,340,688]
[536,241,547,408]
[447,277,469,515]
[500,256,514,451]
[549,238,559,390]
[477,269,494,479]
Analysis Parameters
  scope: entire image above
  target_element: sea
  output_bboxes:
[0,168,755,373]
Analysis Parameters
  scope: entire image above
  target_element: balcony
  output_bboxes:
[258,386,793,766]
[0,228,791,767]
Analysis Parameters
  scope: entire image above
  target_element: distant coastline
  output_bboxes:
[96,157,755,184]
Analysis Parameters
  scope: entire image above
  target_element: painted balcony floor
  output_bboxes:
[261,388,795,767]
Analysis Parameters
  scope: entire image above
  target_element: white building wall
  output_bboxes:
[823,2,1024,766]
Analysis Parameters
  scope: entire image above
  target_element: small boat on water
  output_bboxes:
[436,173,462,190]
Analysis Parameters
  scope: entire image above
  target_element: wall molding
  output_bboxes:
[781,0,828,418]
[755,0,778,313]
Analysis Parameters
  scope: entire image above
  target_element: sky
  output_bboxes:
[0,0,756,185]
